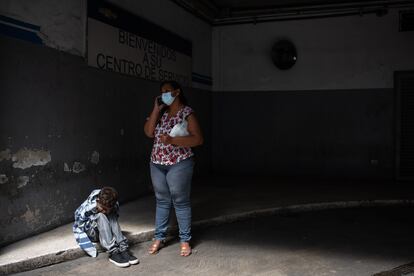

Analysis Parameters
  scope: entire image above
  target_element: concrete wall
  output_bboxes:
[212,89,394,179]
[0,0,212,89]
[213,10,414,91]
[0,0,86,56]
[211,9,413,178]
[106,0,212,89]
[0,35,212,246]
[0,0,212,246]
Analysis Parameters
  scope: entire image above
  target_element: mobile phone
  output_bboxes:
[157,96,164,106]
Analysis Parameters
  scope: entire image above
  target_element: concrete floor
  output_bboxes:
[3,178,414,274]
[15,206,414,276]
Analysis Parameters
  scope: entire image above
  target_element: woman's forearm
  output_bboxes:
[170,135,203,147]
[144,109,160,138]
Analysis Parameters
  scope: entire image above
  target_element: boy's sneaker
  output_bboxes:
[109,252,130,268]
[120,250,139,265]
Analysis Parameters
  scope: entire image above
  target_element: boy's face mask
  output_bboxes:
[161,91,176,106]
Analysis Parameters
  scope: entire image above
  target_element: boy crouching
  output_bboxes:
[73,186,139,267]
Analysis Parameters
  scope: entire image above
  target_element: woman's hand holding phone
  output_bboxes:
[154,96,165,112]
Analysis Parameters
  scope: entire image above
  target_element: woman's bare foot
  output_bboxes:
[148,240,164,254]
[180,242,192,257]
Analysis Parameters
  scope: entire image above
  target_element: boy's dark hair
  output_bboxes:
[98,187,118,208]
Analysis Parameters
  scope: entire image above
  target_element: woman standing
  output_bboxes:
[144,80,203,257]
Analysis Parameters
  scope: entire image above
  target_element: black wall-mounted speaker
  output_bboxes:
[271,40,297,70]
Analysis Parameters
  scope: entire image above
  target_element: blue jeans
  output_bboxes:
[150,158,194,242]
[86,212,128,254]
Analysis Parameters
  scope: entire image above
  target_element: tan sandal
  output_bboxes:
[180,242,192,257]
[148,240,165,254]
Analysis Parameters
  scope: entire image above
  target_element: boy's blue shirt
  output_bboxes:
[73,189,119,257]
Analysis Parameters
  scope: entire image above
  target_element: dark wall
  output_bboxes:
[212,90,395,180]
[0,36,211,246]
[0,34,396,246]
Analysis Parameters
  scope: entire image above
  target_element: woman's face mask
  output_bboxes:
[161,91,176,106]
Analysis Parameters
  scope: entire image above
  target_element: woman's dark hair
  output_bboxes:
[98,186,118,209]
[160,80,188,106]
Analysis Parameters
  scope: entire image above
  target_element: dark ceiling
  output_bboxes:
[171,0,414,25]
[210,0,385,9]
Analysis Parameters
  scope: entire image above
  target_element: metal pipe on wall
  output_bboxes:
[170,0,414,26]
[214,1,414,25]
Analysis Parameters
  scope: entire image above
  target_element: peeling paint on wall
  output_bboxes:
[0,149,12,162]
[90,151,99,164]
[12,148,51,169]
[0,174,8,184]
[72,162,86,173]
[17,176,30,188]
[64,162,71,172]
[21,205,40,226]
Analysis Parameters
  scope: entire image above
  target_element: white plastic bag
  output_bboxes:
[169,119,189,137]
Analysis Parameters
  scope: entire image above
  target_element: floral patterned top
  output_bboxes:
[151,106,194,165]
